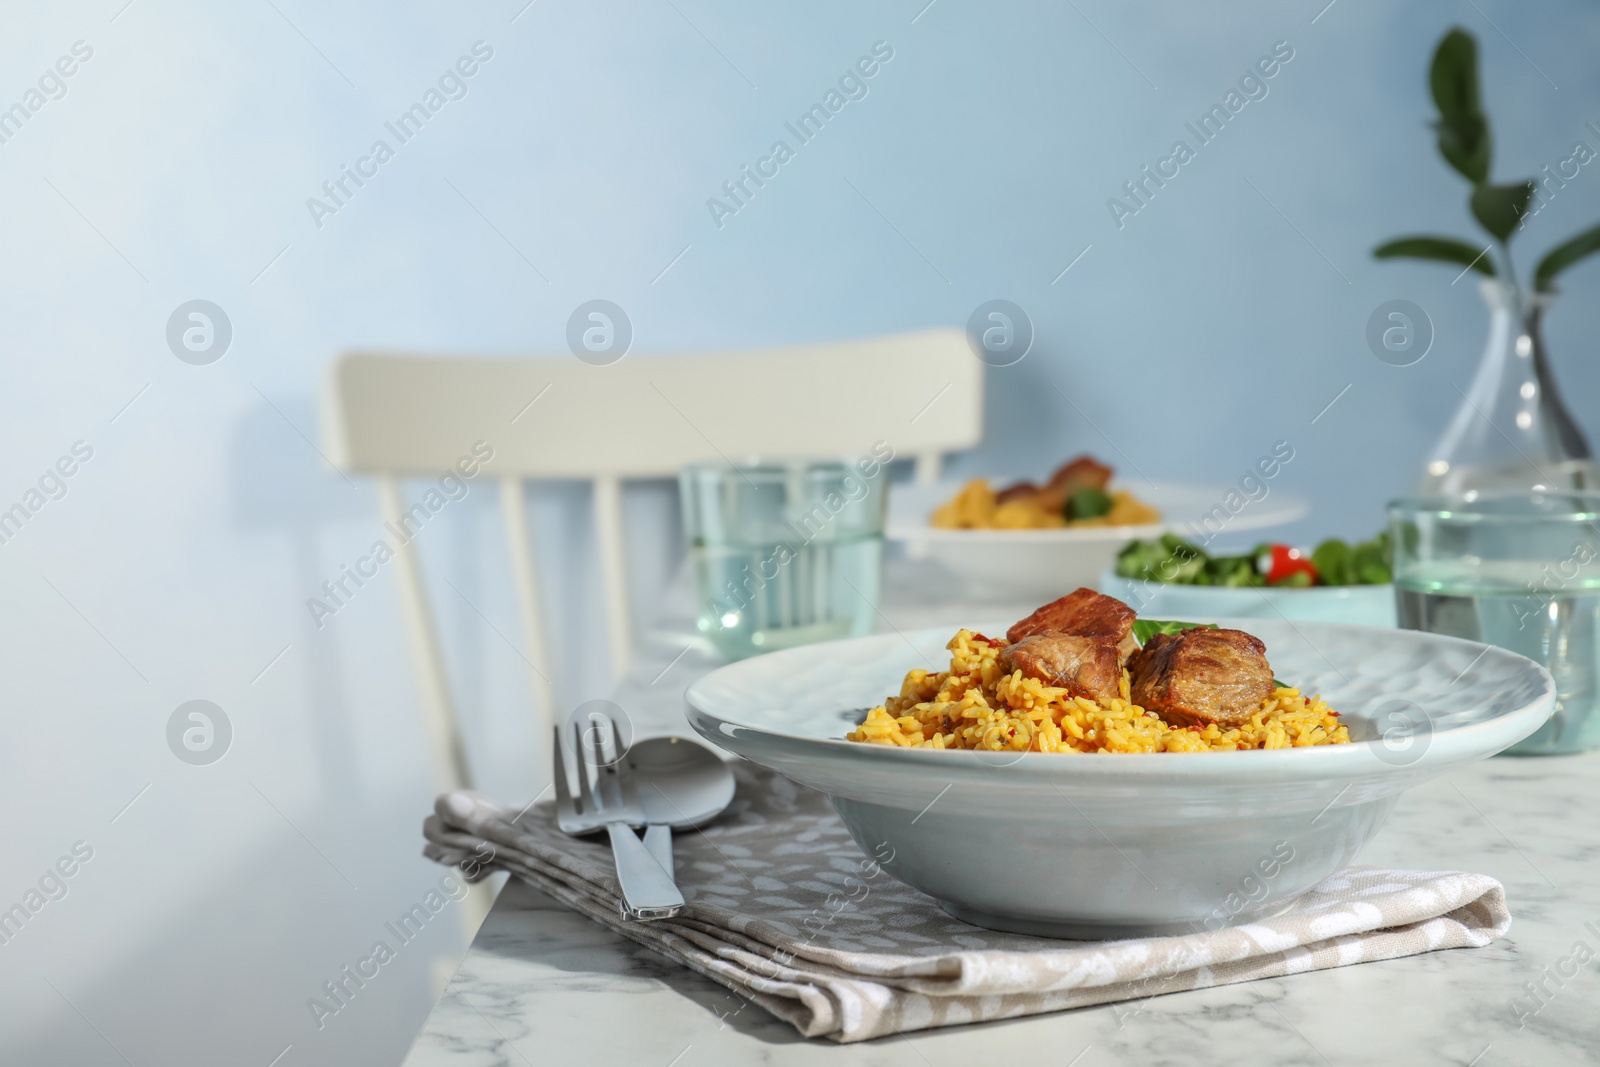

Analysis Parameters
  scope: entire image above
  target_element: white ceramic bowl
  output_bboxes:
[686,619,1552,939]
[887,482,1308,597]
[1098,568,1398,627]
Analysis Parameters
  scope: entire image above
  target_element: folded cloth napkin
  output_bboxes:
[423,764,1510,1043]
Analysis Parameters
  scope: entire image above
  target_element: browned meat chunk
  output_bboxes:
[1001,590,1138,701]
[1006,588,1137,661]
[995,481,1042,505]
[1026,456,1113,514]
[1127,628,1275,728]
[1000,633,1123,703]
[1045,455,1113,495]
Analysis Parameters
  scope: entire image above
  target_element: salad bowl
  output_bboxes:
[1099,569,1397,627]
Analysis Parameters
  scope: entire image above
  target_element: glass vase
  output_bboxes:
[1417,280,1598,495]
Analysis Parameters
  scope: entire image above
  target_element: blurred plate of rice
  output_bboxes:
[888,480,1308,595]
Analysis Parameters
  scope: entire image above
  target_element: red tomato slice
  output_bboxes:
[1263,544,1320,586]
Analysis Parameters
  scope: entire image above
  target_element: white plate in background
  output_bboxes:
[886,481,1308,596]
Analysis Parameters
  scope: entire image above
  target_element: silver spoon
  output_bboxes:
[625,736,736,882]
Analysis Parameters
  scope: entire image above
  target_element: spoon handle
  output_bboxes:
[643,823,674,875]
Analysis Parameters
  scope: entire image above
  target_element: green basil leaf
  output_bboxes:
[1132,619,1219,645]
[1067,487,1113,521]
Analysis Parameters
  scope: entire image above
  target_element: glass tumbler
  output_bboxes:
[680,460,887,661]
[1390,490,1600,754]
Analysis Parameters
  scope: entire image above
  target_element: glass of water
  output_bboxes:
[1390,490,1600,754]
[680,460,888,661]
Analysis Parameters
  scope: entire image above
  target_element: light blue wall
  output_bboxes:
[3,2,1598,1063]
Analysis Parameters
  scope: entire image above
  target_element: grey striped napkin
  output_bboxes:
[422,764,1510,1043]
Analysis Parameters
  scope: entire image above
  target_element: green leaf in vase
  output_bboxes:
[1372,236,1494,276]
[1470,181,1535,243]
[1429,29,1491,183]
[1535,222,1600,291]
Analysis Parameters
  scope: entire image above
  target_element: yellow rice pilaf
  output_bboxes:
[931,479,1161,530]
[845,629,1349,754]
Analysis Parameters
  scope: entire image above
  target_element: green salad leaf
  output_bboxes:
[1114,533,1263,587]
[1310,538,1349,584]
[1308,532,1392,586]
[1117,531,1391,587]
[1115,533,1205,583]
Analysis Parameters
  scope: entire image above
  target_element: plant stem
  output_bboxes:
[1498,241,1521,300]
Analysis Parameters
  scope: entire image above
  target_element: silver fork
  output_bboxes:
[552,718,684,920]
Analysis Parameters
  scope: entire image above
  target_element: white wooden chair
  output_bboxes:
[320,327,983,792]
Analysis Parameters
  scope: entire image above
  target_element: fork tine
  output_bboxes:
[591,715,614,806]
[573,719,593,815]
[607,714,638,801]
[551,726,573,810]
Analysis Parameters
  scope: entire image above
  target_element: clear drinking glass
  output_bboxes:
[1390,491,1600,754]
[680,460,887,661]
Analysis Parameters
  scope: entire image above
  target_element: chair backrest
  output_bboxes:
[320,326,983,789]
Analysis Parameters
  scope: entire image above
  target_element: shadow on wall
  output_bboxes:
[229,390,688,800]
[230,395,372,804]
[499,477,688,717]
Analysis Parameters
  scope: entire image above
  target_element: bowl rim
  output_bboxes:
[887,521,1169,543]
[685,618,1555,781]
[1098,567,1394,598]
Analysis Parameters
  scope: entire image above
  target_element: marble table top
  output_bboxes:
[402,560,1600,1066]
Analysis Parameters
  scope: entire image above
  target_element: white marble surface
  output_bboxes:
[402,560,1600,1065]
